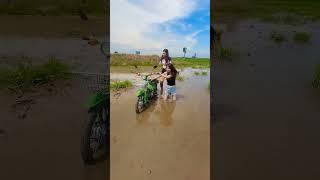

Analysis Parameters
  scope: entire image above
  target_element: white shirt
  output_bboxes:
[160,58,171,69]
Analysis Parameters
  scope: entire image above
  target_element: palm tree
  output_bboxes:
[183,47,187,58]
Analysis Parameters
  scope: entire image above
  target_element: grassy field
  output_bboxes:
[214,0,320,21]
[110,80,133,91]
[0,57,71,93]
[293,32,312,44]
[270,31,287,44]
[111,54,210,69]
[0,0,107,15]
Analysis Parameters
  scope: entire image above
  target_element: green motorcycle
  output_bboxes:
[81,88,109,165]
[136,73,161,113]
[80,41,110,165]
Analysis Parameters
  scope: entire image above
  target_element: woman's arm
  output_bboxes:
[161,72,172,79]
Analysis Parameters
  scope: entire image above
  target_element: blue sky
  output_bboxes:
[110,0,210,58]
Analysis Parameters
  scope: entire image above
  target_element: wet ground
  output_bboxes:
[213,18,320,179]
[0,15,107,180]
[0,15,107,73]
[110,68,210,180]
[0,80,107,180]
[0,15,106,38]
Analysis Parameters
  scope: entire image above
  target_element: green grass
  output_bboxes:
[111,54,209,68]
[110,80,133,90]
[193,71,207,76]
[270,31,286,44]
[0,57,71,93]
[293,32,312,44]
[216,48,233,61]
[201,71,208,76]
[173,57,210,69]
[176,76,185,81]
[194,71,200,76]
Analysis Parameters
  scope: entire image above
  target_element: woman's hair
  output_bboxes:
[161,49,170,63]
[167,63,178,77]
[163,49,169,57]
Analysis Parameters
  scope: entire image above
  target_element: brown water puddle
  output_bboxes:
[0,15,106,37]
[0,15,108,180]
[213,19,320,180]
[110,68,210,180]
[0,15,107,74]
[0,80,106,180]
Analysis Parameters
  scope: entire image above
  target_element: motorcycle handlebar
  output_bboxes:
[139,72,160,77]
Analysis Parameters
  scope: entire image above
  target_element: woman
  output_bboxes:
[159,49,172,96]
[160,64,178,101]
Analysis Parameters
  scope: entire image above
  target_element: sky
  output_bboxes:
[110,0,210,58]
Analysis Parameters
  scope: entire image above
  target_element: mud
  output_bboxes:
[213,18,320,180]
[0,15,107,180]
[110,68,210,180]
[0,15,106,38]
[0,80,106,180]
[0,15,107,74]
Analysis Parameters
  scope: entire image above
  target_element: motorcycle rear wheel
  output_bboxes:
[81,105,109,165]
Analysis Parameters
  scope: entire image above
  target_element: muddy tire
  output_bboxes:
[135,98,144,114]
[100,41,110,57]
[81,105,108,165]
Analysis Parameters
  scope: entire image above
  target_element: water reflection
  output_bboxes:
[158,100,176,127]
[135,99,176,127]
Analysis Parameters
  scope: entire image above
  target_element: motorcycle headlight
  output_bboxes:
[143,76,148,80]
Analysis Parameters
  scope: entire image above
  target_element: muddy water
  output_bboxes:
[213,19,320,180]
[110,68,210,180]
[0,15,106,38]
[0,36,107,73]
[0,80,106,180]
[0,15,107,180]
[0,15,107,73]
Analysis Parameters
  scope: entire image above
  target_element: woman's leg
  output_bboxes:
[159,77,164,96]
[172,95,176,101]
[172,86,177,101]
[164,86,169,100]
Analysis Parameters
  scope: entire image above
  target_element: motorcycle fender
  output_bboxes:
[86,92,108,110]
[136,89,145,97]
[147,84,154,90]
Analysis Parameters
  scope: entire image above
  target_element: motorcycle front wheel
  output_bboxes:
[312,80,319,88]
[81,104,109,165]
[135,97,145,113]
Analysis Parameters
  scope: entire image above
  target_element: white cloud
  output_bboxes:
[186,26,209,47]
[110,0,209,57]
